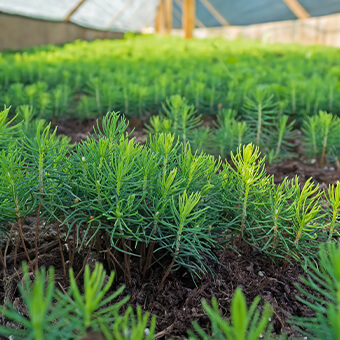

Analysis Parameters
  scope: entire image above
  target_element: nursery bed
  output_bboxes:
[0,116,338,339]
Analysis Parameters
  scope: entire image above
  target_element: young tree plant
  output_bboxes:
[189,287,273,340]
[290,242,340,340]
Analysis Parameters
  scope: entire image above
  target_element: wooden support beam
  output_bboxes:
[174,0,204,28]
[64,0,86,22]
[106,0,135,30]
[282,0,310,19]
[155,0,165,34]
[195,17,205,28]
[200,0,229,26]
[182,0,195,39]
[164,0,173,34]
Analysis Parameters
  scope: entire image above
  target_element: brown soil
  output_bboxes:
[0,221,311,339]
[1,117,339,339]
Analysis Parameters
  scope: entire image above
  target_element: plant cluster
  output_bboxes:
[1,36,340,121]
[1,108,340,281]
[1,107,340,338]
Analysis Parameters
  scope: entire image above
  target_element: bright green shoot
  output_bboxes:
[0,263,133,340]
[148,95,202,146]
[325,181,340,240]
[268,177,296,254]
[101,305,156,340]
[0,263,65,340]
[189,288,273,340]
[0,106,19,148]
[292,177,322,245]
[230,144,268,238]
[242,88,276,148]
[58,263,129,333]
[175,190,202,255]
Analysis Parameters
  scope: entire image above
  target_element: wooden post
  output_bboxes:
[183,0,195,39]
[200,0,229,26]
[155,0,165,34]
[165,0,173,35]
[175,0,205,28]
[282,0,310,19]
[64,0,86,22]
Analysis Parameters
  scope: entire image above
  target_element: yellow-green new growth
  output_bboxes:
[325,181,340,240]
[230,144,268,236]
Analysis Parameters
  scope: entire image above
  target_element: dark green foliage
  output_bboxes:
[66,112,222,280]
[290,243,340,339]
[212,109,249,158]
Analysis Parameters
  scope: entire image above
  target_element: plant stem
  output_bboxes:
[35,155,44,269]
[57,224,67,278]
[159,257,175,291]
[0,248,5,273]
[328,210,338,241]
[17,216,34,272]
[35,201,41,270]
[238,185,249,248]
[75,236,95,281]
[320,135,328,168]
[122,239,131,286]
[143,218,158,277]
[256,103,262,146]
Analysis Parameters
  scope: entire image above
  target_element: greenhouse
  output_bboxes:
[0,1,340,339]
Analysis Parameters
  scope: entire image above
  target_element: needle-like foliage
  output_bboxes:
[290,243,340,339]
[0,263,148,340]
[189,287,273,340]
[302,111,340,167]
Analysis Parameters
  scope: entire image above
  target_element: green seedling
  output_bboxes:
[324,181,340,241]
[242,87,277,149]
[223,143,269,248]
[0,106,19,148]
[302,111,340,167]
[290,243,340,340]
[147,95,202,146]
[101,305,156,340]
[0,263,69,340]
[189,288,273,340]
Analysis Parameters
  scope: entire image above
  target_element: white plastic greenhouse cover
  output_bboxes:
[0,0,160,32]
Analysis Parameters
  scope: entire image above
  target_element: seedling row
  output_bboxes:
[147,95,340,166]
[1,36,340,122]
